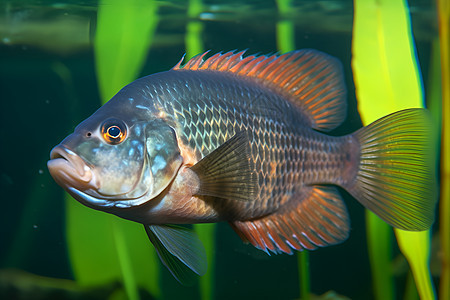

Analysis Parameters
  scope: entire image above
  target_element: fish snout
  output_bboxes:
[48,145,96,191]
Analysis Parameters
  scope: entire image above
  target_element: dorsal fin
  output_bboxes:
[173,50,347,131]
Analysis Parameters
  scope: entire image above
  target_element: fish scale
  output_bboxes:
[145,70,352,219]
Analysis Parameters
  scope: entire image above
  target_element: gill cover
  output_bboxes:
[144,121,183,202]
[94,119,183,206]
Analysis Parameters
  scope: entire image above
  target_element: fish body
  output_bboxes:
[90,67,353,224]
[48,50,437,284]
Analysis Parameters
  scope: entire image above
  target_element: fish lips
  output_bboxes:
[48,145,96,192]
[48,145,118,208]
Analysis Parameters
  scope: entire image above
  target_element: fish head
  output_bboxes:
[48,109,183,210]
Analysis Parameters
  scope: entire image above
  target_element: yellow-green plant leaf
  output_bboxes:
[395,230,435,299]
[95,0,159,102]
[275,0,295,54]
[185,0,204,60]
[66,200,159,298]
[352,0,435,299]
[195,223,214,300]
[437,0,450,299]
[66,1,160,299]
[352,0,423,115]
[365,213,394,300]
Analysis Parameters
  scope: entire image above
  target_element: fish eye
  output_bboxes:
[101,119,127,145]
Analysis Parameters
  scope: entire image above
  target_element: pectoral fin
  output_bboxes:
[190,131,257,202]
[144,224,207,285]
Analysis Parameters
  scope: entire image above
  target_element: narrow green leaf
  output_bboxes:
[366,212,394,300]
[185,0,204,60]
[66,0,161,299]
[195,223,215,300]
[352,0,423,117]
[437,1,450,299]
[437,0,450,299]
[298,251,310,300]
[66,199,120,285]
[395,230,436,299]
[95,0,159,102]
[276,0,295,54]
[352,0,435,299]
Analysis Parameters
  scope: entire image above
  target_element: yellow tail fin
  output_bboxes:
[346,108,437,231]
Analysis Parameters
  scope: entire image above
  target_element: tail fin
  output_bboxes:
[346,108,437,231]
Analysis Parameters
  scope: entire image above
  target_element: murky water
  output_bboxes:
[0,1,440,299]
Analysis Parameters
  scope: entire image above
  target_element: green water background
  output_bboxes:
[0,1,439,299]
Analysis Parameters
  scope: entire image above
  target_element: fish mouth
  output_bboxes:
[48,145,97,192]
[47,145,165,209]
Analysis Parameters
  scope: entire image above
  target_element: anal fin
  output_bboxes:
[230,185,350,254]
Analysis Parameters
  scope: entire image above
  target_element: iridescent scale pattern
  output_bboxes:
[141,70,352,220]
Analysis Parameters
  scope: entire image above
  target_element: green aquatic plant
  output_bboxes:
[352,0,436,299]
[66,0,160,299]
[276,0,295,54]
[95,0,159,102]
[437,0,450,299]
[185,0,204,60]
[56,1,442,300]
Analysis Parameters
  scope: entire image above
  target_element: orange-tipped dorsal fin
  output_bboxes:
[173,50,347,131]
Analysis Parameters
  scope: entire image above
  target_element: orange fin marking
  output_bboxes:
[183,54,200,70]
[173,49,347,131]
[241,56,269,76]
[269,53,304,81]
[252,55,278,78]
[271,53,303,84]
[298,67,336,103]
[213,52,234,70]
[293,65,329,100]
[230,185,350,254]
[285,55,321,90]
[198,53,219,70]
[230,55,257,73]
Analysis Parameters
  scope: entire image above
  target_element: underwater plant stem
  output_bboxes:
[395,230,435,300]
[95,0,159,101]
[403,271,419,300]
[366,214,394,300]
[112,219,139,300]
[437,0,450,299]
[195,224,215,300]
[185,0,204,60]
[275,0,295,53]
[298,251,310,300]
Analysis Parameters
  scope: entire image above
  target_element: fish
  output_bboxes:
[47,49,437,284]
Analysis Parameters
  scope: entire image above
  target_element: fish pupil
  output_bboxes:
[108,126,121,138]
[100,118,127,145]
